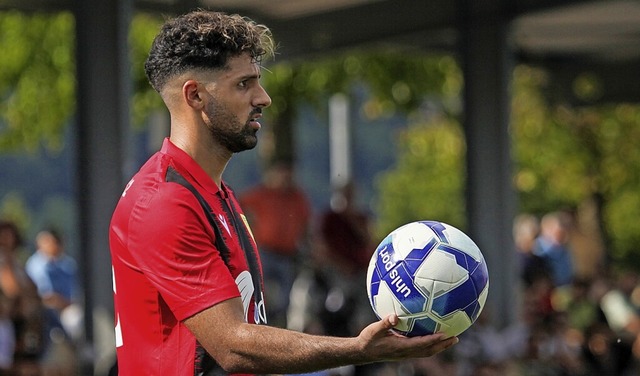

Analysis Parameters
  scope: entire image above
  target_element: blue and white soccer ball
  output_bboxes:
[366,220,489,338]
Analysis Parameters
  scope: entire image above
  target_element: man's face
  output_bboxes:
[37,232,62,258]
[200,53,271,153]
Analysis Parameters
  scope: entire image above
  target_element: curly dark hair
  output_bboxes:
[144,10,275,93]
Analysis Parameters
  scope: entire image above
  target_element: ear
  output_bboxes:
[183,80,204,109]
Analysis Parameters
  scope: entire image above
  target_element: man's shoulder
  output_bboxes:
[25,252,47,276]
[118,153,199,206]
[111,153,207,240]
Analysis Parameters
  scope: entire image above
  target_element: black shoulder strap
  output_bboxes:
[218,190,265,311]
[166,166,231,267]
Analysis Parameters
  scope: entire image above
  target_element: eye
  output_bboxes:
[238,80,248,88]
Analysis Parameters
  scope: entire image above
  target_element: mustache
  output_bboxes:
[250,108,262,117]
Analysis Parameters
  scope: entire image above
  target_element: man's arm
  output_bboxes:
[184,297,458,374]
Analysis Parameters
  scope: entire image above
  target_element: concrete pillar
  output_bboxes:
[74,0,131,373]
[459,1,518,329]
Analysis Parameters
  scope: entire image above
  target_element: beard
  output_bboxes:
[203,97,259,153]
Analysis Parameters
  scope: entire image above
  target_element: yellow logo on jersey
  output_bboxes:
[240,213,256,242]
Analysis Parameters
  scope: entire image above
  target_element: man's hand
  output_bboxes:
[357,314,458,363]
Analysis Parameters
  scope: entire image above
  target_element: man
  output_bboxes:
[109,10,457,376]
[26,229,78,313]
[533,211,574,287]
[26,228,80,374]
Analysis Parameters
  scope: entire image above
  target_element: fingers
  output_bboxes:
[439,335,459,348]
[429,335,459,355]
[381,314,459,355]
[384,313,398,328]
[368,314,459,346]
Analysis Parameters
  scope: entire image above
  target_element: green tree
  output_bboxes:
[0,11,165,152]
[374,116,466,238]
[130,12,165,126]
[0,11,75,152]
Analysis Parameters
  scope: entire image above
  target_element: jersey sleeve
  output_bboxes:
[127,182,240,321]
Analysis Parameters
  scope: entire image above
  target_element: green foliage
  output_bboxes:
[0,11,75,153]
[0,191,31,233]
[374,116,466,238]
[511,66,592,211]
[262,50,461,123]
[130,12,165,126]
[0,11,165,152]
[583,104,640,263]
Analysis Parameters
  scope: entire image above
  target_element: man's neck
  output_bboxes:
[169,134,230,188]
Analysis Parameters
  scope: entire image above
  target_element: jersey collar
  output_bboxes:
[160,137,225,195]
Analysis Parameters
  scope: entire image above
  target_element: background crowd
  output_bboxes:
[0,221,80,376]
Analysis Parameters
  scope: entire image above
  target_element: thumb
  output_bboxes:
[385,313,399,328]
[374,313,399,335]
[362,313,398,339]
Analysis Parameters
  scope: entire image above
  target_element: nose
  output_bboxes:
[255,84,272,108]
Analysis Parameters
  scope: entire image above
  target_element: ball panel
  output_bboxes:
[469,259,490,294]
[391,222,437,260]
[431,277,476,317]
[438,222,485,262]
[393,315,414,334]
[476,280,489,314]
[373,280,410,318]
[437,310,473,338]
[403,317,439,337]
[415,247,469,285]
[402,239,438,274]
[373,237,399,278]
[421,221,448,241]
[381,263,427,315]
[366,252,382,310]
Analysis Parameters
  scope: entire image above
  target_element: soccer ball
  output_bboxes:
[366,220,489,338]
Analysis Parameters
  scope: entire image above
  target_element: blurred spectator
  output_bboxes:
[0,220,44,375]
[453,309,508,376]
[317,181,373,276]
[239,158,312,328]
[25,228,80,375]
[309,181,376,337]
[501,274,555,362]
[564,203,605,280]
[599,271,640,336]
[562,277,608,334]
[597,270,640,374]
[581,321,634,375]
[513,213,552,288]
[534,211,575,287]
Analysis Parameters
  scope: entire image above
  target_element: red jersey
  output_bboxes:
[109,138,265,376]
